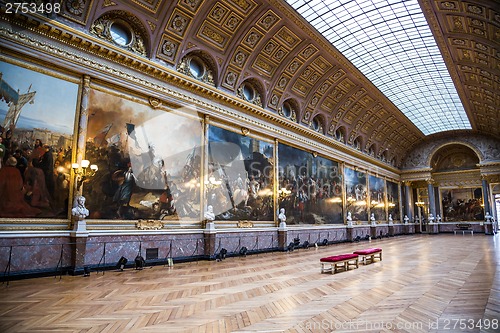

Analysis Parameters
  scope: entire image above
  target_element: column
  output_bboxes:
[70,75,91,275]
[482,175,493,235]
[482,175,491,216]
[427,179,438,234]
[427,179,436,217]
[403,181,412,221]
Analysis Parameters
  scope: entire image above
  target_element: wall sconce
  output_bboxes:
[72,159,98,192]
[278,187,291,199]
[204,176,222,190]
[347,196,356,203]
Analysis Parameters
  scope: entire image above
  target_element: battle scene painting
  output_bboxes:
[441,188,484,222]
[0,61,78,218]
[387,180,400,221]
[369,175,386,221]
[345,167,368,222]
[83,89,202,221]
[278,143,343,225]
[207,126,274,221]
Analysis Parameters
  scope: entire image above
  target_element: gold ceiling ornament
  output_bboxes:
[149,96,162,109]
[237,220,253,228]
[241,127,250,136]
[136,219,164,230]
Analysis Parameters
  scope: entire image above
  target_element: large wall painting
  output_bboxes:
[207,126,274,221]
[0,61,78,218]
[441,187,484,221]
[387,180,400,221]
[278,143,342,225]
[368,175,385,221]
[345,167,368,221]
[84,89,202,221]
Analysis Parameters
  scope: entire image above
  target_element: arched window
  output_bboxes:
[335,127,345,143]
[177,53,215,86]
[237,79,263,107]
[109,21,132,46]
[311,115,324,134]
[90,11,148,56]
[279,99,298,122]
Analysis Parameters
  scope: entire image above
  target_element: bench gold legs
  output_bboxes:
[359,251,382,265]
[321,258,359,274]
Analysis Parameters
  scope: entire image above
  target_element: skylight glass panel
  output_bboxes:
[286,0,471,135]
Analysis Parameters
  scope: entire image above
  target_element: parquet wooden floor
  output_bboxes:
[1,234,499,332]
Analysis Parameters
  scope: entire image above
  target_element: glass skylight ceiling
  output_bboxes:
[285,0,471,135]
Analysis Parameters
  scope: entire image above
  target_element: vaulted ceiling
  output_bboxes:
[10,0,499,167]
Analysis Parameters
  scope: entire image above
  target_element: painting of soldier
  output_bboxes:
[0,61,78,218]
[345,167,368,222]
[278,143,343,225]
[83,89,202,222]
[387,180,400,221]
[441,188,484,221]
[207,126,274,221]
[369,175,386,221]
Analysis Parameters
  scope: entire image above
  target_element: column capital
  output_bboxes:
[480,173,490,181]
[403,180,413,187]
[425,178,435,185]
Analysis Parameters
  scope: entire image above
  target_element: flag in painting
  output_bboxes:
[93,123,112,146]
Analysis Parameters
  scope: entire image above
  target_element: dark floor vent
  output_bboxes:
[146,248,159,260]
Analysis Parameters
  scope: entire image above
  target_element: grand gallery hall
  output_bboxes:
[0,0,499,332]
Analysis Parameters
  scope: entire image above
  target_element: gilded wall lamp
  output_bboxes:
[72,159,98,192]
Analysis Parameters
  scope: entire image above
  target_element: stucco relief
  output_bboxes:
[401,134,500,170]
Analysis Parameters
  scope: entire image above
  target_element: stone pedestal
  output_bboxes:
[346,226,354,242]
[204,229,217,259]
[70,217,89,275]
[388,225,395,237]
[70,235,88,275]
[278,228,287,251]
[484,222,493,235]
[428,223,439,234]
[72,219,88,236]
[370,225,377,239]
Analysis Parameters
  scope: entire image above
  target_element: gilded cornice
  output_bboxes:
[0,218,70,231]
[0,11,402,178]
[400,168,433,182]
[435,170,483,187]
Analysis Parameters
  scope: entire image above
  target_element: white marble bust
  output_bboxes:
[204,205,215,222]
[278,208,286,224]
[72,195,89,220]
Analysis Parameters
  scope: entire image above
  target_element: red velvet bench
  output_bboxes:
[320,254,359,274]
[353,248,382,265]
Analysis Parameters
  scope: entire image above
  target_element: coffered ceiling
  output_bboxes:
[22,0,500,166]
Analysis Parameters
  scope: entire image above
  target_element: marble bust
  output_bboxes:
[346,211,353,226]
[278,208,286,224]
[71,195,89,220]
[204,205,215,222]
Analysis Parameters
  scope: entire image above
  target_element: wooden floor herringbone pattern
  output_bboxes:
[0,234,499,332]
